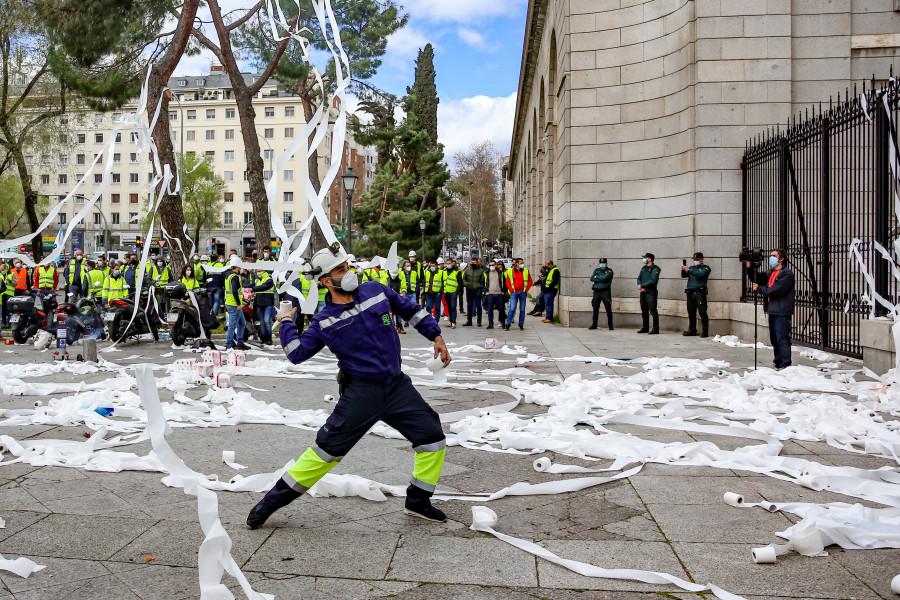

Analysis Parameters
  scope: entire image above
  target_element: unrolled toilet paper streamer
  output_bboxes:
[0,512,44,579]
[469,506,746,600]
[135,365,272,600]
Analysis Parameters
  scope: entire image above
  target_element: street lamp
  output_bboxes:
[419,218,426,264]
[341,167,358,254]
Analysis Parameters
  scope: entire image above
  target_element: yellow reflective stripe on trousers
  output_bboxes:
[411,447,445,490]
[285,446,340,491]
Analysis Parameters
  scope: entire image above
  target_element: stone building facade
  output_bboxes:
[509,0,900,330]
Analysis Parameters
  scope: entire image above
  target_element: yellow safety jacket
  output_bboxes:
[443,269,461,294]
[253,272,276,297]
[151,264,171,287]
[36,265,56,289]
[424,268,445,294]
[1,271,14,297]
[225,272,242,307]
[399,271,418,295]
[104,276,128,302]
[181,276,200,290]
[88,270,106,297]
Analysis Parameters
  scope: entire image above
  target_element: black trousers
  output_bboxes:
[640,290,659,331]
[591,289,613,328]
[768,314,792,369]
[686,288,709,333]
[317,374,444,458]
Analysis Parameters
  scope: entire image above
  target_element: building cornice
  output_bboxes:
[509,0,548,178]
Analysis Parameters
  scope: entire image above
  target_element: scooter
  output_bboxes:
[105,288,161,343]
[53,293,107,345]
[163,282,220,347]
[8,291,58,344]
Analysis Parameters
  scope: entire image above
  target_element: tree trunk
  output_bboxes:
[302,93,327,254]
[146,76,191,274]
[8,141,42,261]
[232,88,271,257]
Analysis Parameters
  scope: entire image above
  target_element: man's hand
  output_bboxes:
[752,283,759,291]
[434,335,451,368]
[639,286,645,292]
[277,305,297,322]
[681,265,689,272]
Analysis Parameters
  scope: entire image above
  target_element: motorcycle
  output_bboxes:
[8,291,58,344]
[53,293,107,344]
[105,288,161,343]
[163,282,220,347]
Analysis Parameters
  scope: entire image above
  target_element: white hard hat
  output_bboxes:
[201,254,210,261]
[307,245,349,281]
[408,250,416,257]
[436,257,445,265]
[229,255,241,267]
[460,262,468,270]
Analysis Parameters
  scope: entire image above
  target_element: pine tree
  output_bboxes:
[407,44,438,151]
[350,54,453,260]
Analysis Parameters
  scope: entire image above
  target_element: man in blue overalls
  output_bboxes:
[247,244,452,528]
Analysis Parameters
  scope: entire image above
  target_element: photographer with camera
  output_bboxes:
[751,248,795,370]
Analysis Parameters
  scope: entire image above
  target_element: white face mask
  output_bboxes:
[157,262,163,267]
[693,261,700,267]
[404,267,411,272]
[186,270,192,276]
[330,270,358,293]
[489,266,496,272]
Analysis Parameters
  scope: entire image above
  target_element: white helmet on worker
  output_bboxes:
[306,243,350,281]
[408,250,416,258]
[436,256,445,265]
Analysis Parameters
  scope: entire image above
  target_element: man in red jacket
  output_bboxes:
[504,259,532,331]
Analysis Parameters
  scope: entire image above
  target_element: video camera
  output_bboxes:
[739,246,764,270]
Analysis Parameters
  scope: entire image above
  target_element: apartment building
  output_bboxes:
[30,67,372,256]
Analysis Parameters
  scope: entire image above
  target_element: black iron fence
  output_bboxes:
[742,77,900,358]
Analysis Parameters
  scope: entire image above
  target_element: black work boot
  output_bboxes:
[404,484,447,522]
[588,323,598,330]
[247,477,303,529]
[683,329,698,337]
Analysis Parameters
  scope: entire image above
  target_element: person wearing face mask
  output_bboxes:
[423,260,445,320]
[636,253,661,335]
[442,259,462,328]
[251,267,277,346]
[0,263,13,330]
[104,264,129,306]
[462,258,485,327]
[752,248,795,370]
[224,256,251,351]
[65,250,86,299]
[86,260,106,300]
[180,265,200,290]
[247,245,451,529]
[398,260,419,333]
[681,252,711,337]
[482,259,506,329]
[33,259,59,294]
[503,260,532,331]
[589,258,614,330]
[10,260,31,297]
[150,257,172,315]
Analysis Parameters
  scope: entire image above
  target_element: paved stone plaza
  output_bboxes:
[0,319,895,600]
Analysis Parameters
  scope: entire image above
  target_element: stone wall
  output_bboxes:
[510,0,900,336]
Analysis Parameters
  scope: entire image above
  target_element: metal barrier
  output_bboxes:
[742,77,900,358]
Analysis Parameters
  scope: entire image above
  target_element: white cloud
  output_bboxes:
[438,93,517,166]
[384,26,433,72]
[403,0,526,23]
[456,27,493,51]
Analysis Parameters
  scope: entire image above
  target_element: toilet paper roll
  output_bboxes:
[470,506,499,530]
[751,546,777,564]
[723,492,744,507]
[229,475,244,485]
[32,400,42,407]
[890,573,900,594]
[0,442,6,454]
[533,457,552,472]
[425,357,444,372]
[798,474,825,491]
[324,395,335,402]
[279,300,293,314]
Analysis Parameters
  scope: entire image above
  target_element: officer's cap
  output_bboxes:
[693,252,704,260]
[599,258,607,263]
[643,252,655,260]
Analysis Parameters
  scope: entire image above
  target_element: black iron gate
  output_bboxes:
[742,78,900,358]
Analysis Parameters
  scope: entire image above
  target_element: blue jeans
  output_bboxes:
[485,293,504,327]
[543,291,557,320]
[317,299,326,313]
[209,288,224,315]
[425,292,442,319]
[257,303,276,343]
[768,314,792,369]
[506,291,527,326]
[225,305,245,348]
[466,290,483,324]
[445,292,458,324]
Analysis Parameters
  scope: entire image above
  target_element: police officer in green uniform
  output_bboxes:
[589,258,614,330]
[637,252,661,335]
[681,252,711,337]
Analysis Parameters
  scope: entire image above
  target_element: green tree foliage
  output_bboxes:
[179,154,225,249]
[35,0,173,111]
[0,175,48,238]
[350,51,453,260]
[406,44,438,150]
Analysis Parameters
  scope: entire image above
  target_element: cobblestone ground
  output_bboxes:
[0,314,895,600]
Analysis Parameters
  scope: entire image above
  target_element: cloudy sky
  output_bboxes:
[173,0,527,165]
